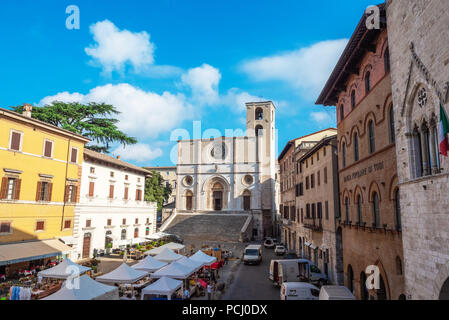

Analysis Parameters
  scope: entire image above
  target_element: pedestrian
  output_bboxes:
[184,288,190,300]
[207,283,212,300]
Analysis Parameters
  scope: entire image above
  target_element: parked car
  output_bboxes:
[280,282,320,300]
[319,286,356,300]
[243,245,263,265]
[269,259,328,287]
[264,238,275,249]
[274,245,287,256]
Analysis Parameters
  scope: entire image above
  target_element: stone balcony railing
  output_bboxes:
[303,217,323,232]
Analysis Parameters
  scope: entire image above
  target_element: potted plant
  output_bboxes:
[106,243,112,255]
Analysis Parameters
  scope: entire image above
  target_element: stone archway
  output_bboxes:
[203,176,230,211]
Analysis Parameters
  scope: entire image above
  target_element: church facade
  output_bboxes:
[175,101,277,239]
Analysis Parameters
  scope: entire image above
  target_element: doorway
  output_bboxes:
[213,191,223,211]
[186,191,193,211]
[82,233,91,259]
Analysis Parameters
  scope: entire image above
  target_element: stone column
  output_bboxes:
[429,125,438,173]
[419,127,430,176]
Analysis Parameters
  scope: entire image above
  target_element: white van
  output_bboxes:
[319,286,356,300]
[280,282,320,300]
[269,259,328,286]
[243,245,262,265]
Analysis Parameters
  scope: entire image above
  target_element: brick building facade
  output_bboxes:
[316,5,405,299]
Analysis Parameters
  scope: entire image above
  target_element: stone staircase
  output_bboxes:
[161,213,252,243]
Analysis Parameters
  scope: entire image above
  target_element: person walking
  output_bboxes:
[207,283,212,300]
[184,288,190,300]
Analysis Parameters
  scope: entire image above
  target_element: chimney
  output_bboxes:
[117,155,121,160]
[22,104,33,118]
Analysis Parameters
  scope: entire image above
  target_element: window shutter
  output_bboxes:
[109,185,114,199]
[64,186,70,203]
[0,177,8,199]
[14,179,21,200]
[89,182,94,197]
[36,182,42,201]
[10,132,21,151]
[72,186,78,203]
[44,141,52,157]
[48,183,53,201]
[71,148,78,163]
[124,187,128,200]
[136,189,139,200]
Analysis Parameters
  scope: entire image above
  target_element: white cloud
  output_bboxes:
[112,143,163,162]
[85,20,155,73]
[222,88,264,113]
[310,111,336,126]
[241,39,348,98]
[181,64,221,105]
[39,83,193,139]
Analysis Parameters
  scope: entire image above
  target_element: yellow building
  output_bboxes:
[0,105,90,273]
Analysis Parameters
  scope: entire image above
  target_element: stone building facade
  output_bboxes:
[386,0,449,300]
[294,135,343,285]
[316,5,405,300]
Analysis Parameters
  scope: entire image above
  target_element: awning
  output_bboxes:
[305,242,311,247]
[59,236,77,245]
[0,239,73,266]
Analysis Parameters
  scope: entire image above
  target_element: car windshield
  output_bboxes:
[245,249,259,255]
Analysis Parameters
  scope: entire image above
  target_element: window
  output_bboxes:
[317,152,320,161]
[36,221,45,231]
[311,174,315,189]
[255,125,263,137]
[1,177,21,200]
[255,108,263,120]
[365,71,371,93]
[394,189,401,231]
[64,220,71,229]
[125,175,129,180]
[146,227,150,236]
[43,140,53,158]
[121,229,126,240]
[134,228,139,238]
[325,201,329,220]
[107,219,112,226]
[317,171,320,186]
[109,185,114,199]
[345,197,349,222]
[357,195,363,224]
[90,167,95,174]
[136,189,142,201]
[85,220,91,228]
[324,167,328,184]
[317,202,322,221]
[368,120,376,154]
[389,106,395,143]
[351,90,356,109]
[323,147,326,157]
[146,218,150,224]
[122,219,126,225]
[36,181,52,202]
[339,105,344,121]
[353,132,359,162]
[372,192,380,228]
[9,130,22,151]
[0,222,11,234]
[305,177,309,190]
[88,182,95,197]
[342,142,347,168]
[306,204,310,218]
[70,147,78,163]
[110,171,114,178]
[135,218,139,224]
[299,183,304,196]
[65,185,77,203]
[124,186,129,200]
[384,47,390,73]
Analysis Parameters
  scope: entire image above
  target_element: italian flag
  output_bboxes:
[440,103,449,157]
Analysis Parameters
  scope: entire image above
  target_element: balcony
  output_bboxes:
[303,218,323,232]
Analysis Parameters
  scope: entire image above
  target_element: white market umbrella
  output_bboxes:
[150,261,196,280]
[153,248,183,263]
[42,275,119,300]
[38,259,91,280]
[190,250,217,266]
[140,277,182,300]
[131,255,168,273]
[95,263,148,284]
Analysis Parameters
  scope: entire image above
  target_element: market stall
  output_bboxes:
[140,276,182,300]
[150,261,195,280]
[153,248,183,263]
[177,256,203,272]
[190,250,217,266]
[131,255,168,273]
[42,275,119,300]
[37,259,91,280]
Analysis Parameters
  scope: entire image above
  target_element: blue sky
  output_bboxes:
[0,0,378,166]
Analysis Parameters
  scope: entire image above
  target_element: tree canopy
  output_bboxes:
[12,102,137,153]
[144,171,173,212]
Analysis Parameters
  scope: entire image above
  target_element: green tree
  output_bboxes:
[145,171,173,211]
[12,102,137,153]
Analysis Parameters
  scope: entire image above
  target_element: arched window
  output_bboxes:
[372,192,380,228]
[421,122,431,176]
[389,105,395,143]
[365,71,371,93]
[347,265,354,293]
[353,132,359,162]
[255,125,263,137]
[186,190,193,211]
[396,256,403,275]
[134,228,139,238]
[357,194,363,224]
[413,126,424,178]
[344,197,349,222]
[342,142,347,168]
[384,47,390,73]
[121,229,126,240]
[351,90,356,109]
[394,188,401,231]
[368,120,376,154]
[340,105,344,121]
[255,108,263,120]
[242,190,251,211]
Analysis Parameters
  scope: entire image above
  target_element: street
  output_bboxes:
[223,245,280,300]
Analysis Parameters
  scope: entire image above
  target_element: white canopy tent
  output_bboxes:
[190,250,217,266]
[177,256,204,271]
[38,259,91,280]
[151,261,196,280]
[140,277,182,300]
[145,242,185,256]
[131,255,168,273]
[153,248,183,263]
[42,275,119,300]
[95,263,148,284]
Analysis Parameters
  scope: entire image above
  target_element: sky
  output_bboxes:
[0,0,379,166]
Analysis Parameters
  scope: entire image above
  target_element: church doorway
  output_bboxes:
[242,190,251,211]
[186,190,193,211]
[212,182,224,211]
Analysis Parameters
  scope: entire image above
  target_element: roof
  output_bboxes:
[83,148,152,175]
[0,107,90,143]
[299,135,338,162]
[95,263,148,284]
[38,259,91,279]
[0,239,73,266]
[315,3,386,106]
